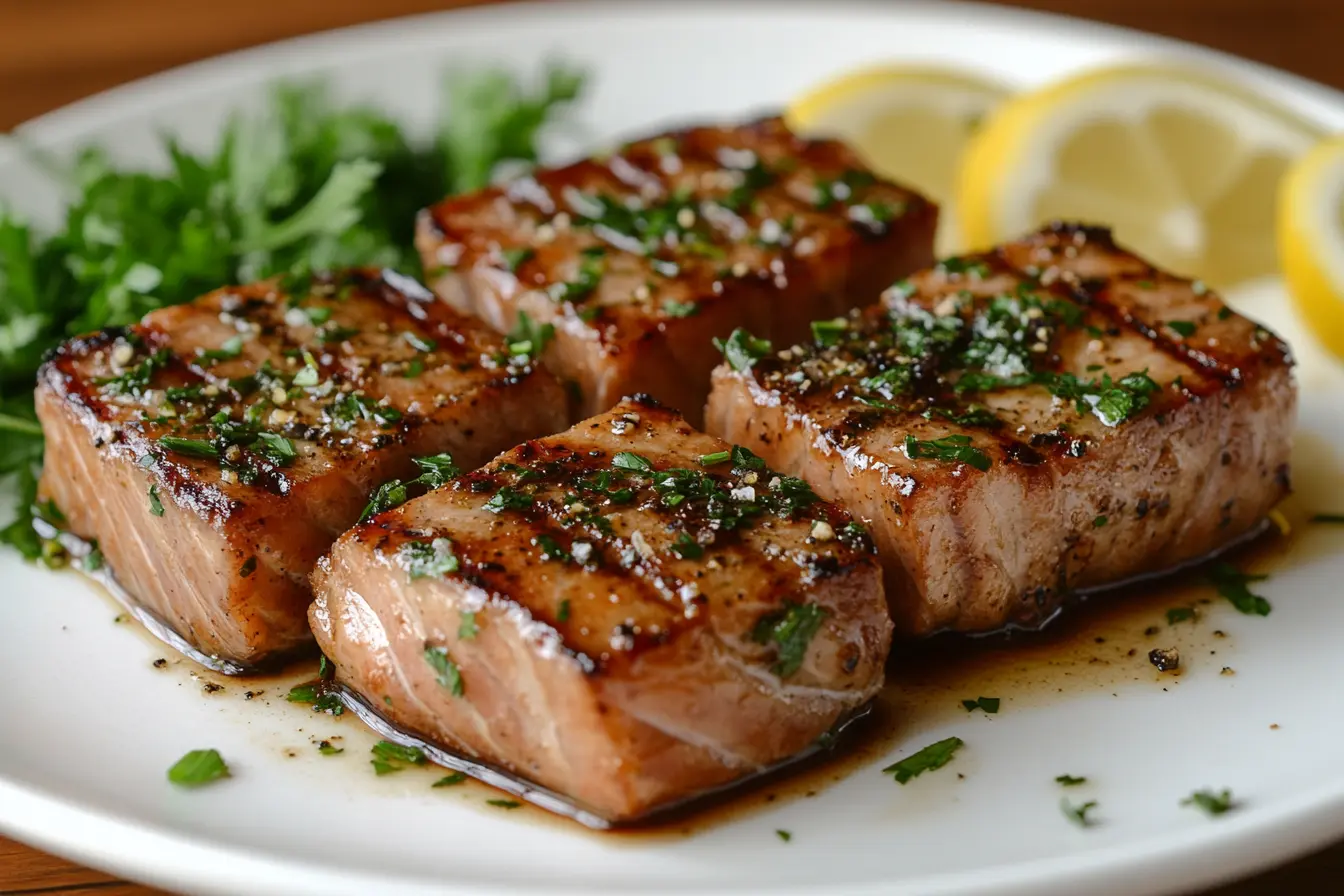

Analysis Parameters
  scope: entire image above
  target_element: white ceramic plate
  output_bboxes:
[3,2,1344,895]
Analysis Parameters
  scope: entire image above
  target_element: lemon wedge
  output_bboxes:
[786,65,1009,253]
[1279,134,1344,360]
[957,64,1321,287]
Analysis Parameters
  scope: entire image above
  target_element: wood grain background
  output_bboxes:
[1,0,1341,893]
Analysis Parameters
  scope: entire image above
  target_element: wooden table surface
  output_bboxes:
[2,0,1342,893]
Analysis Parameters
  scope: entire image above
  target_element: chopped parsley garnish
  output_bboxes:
[776,830,793,843]
[484,486,533,514]
[371,740,426,775]
[1166,607,1196,625]
[400,538,460,579]
[1092,515,1108,528]
[698,450,731,466]
[360,452,460,522]
[612,451,654,472]
[316,324,360,344]
[810,318,848,346]
[961,696,1000,714]
[671,531,704,560]
[904,434,991,472]
[96,348,170,396]
[505,311,554,360]
[662,299,698,318]
[1208,563,1271,616]
[459,611,478,640]
[1166,320,1197,338]
[882,736,964,784]
[548,249,604,303]
[424,645,464,696]
[433,772,468,787]
[936,256,990,279]
[1061,798,1099,827]
[253,432,296,465]
[83,542,105,572]
[158,436,220,459]
[197,335,244,364]
[924,405,1000,428]
[1182,788,1236,816]
[167,749,230,788]
[557,599,572,623]
[752,602,828,678]
[286,683,343,715]
[1055,775,1087,787]
[147,484,165,516]
[303,306,332,325]
[487,799,522,809]
[317,742,344,756]
[286,684,319,703]
[714,328,773,372]
[501,247,535,272]
[534,534,571,562]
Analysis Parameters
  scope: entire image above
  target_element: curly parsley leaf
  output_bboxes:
[0,66,584,557]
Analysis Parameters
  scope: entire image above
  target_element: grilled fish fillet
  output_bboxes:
[310,395,891,822]
[416,116,936,425]
[35,270,567,668]
[706,224,1295,635]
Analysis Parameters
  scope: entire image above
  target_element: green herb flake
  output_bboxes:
[424,645,464,696]
[662,299,698,318]
[167,749,230,788]
[1311,513,1344,524]
[1061,798,1099,827]
[487,798,522,809]
[810,318,848,346]
[253,432,296,465]
[286,684,318,704]
[698,450,731,466]
[882,736,964,784]
[147,484,165,517]
[1182,788,1236,816]
[158,436,220,459]
[370,740,426,777]
[557,599,572,623]
[1166,320,1197,338]
[1166,607,1196,625]
[671,531,704,560]
[612,451,654,472]
[504,310,555,360]
[776,829,793,842]
[1209,563,1271,616]
[458,611,479,640]
[400,538,459,579]
[433,772,468,788]
[501,247,535,273]
[317,741,344,756]
[484,486,533,514]
[83,542,105,572]
[961,696,1000,714]
[1093,515,1108,528]
[904,434,991,472]
[1055,775,1087,787]
[752,602,828,678]
[198,334,244,364]
[713,328,773,372]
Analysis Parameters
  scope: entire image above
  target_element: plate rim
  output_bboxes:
[3,2,1343,895]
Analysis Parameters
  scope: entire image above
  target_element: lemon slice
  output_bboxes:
[957,64,1322,287]
[1279,134,1344,360]
[786,65,1009,253]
